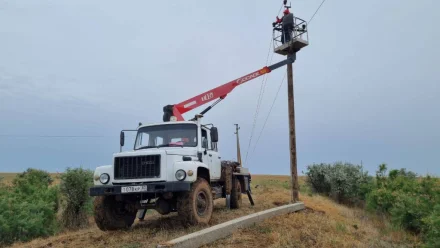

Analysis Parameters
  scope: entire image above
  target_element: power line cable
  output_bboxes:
[244,38,278,164]
[278,3,284,15]
[244,2,285,164]
[244,36,273,164]
[247,0,327,157]
[0,135,113,138]
[251,73,286,155]
[252,50,277,137]
[308,0,327,24]
[247,0,328,159]
[253,50,274,132]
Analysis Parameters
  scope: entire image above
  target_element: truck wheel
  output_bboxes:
[230,180,242,209]
[178,178,213,225]
[94,196,136,231]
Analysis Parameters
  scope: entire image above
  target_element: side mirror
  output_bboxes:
[210,127,218,142]
[120,131,125,147]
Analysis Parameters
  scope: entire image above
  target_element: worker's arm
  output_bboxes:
[272,16,283,27]
[276,16,283,23]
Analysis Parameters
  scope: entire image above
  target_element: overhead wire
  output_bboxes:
[242,0,327,203]
[244,37,272,165]
[308,0,327,24]
[0,135,112,138]
[252,50,277,137]
[277,3,284,16]
[251,73,286,154]
[247,0,329,159]
[244,2,284,164]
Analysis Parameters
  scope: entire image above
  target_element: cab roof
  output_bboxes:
[137,121,197,130]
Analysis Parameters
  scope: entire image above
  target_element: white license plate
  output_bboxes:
[121,185,148,193]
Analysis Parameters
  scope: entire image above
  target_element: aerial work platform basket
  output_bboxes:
[273,16,309,55]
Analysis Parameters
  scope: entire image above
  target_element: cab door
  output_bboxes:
[201,128,221,180]
[209,148,221,180]
[209,127,221,180]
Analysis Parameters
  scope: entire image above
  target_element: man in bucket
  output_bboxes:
[272,8,294,44]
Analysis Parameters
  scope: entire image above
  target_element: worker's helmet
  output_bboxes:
[283,8,290,15]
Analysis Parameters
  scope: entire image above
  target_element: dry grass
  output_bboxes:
[207,175,421,248]
[0,173,20,184]
[6,175,420,248]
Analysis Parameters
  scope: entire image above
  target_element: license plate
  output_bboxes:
[121,185,148,193]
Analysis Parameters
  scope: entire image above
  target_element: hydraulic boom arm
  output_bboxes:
[163,54,296,122]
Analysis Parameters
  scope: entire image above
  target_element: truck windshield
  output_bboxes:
[134,123,198,150]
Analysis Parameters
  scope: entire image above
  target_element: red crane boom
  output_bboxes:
[163,54,296,122]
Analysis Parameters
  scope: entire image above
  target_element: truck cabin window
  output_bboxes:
[135,124,197,150]
[201,129,211,149]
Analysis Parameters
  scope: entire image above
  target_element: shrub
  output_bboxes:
[59,167,94,230]
[423,204,440,247]
[366,164,440,245]
[0,169,59,246]
[12,168,59,212]
[306,162,371,206]
[305,163,332,194]
[307,162,440,246]
[390,192,427,233]
[13,168,53,188]
[366,188,395,213]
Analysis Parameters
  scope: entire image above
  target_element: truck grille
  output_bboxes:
[114,155,161,180]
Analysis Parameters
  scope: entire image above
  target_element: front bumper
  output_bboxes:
[89,181,191,196]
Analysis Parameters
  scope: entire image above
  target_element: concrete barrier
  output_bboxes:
[157,202,305,248]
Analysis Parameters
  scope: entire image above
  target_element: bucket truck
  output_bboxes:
[89,55,296,230]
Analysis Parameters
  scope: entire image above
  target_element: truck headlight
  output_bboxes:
[175,170,186,181]
[99,173,110,184]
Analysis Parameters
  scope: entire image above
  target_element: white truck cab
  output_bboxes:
[89,117,252,231]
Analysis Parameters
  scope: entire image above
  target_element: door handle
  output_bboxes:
[209,154,212,157]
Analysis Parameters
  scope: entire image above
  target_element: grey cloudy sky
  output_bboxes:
[0,0,439,175]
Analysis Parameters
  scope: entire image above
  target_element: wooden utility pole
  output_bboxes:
[287,60,299,202]
[234,124,242,166]
[271,3,308,203]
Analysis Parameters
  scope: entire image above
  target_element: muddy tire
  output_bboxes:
[230,180,242,209]
[94,196,136,231]
[177,178,213,225]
